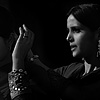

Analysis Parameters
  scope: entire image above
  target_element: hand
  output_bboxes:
[12,24,34,62]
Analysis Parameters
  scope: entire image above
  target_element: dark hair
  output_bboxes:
[0,6,15,40]
[67,4,100,31]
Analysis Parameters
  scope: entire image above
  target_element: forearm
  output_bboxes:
[9,24,36,100]
[26,59,51,92]
[26,58,66,94]
[12,58,24,71]
[9,58,32,100]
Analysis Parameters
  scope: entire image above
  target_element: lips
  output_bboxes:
[70,45,77,51]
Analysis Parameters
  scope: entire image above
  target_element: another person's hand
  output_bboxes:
[12,24,34,70]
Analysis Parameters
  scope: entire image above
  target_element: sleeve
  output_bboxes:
[26,58,71,98]
[25,58,80,99]
[8,69,33,100]
[54,66,69,76]
[47,68,73,97]
[47,63,83,94]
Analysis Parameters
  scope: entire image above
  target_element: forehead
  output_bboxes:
[67,14,81,28]
[67,14,95,38]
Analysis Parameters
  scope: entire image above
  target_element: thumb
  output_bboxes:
[18,27,24,41]
[14,27,24,46]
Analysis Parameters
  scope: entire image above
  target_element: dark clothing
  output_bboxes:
[8,59,100,100]
[0,63,12,100]
[51,62,100,100]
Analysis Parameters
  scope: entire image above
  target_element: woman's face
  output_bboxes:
[67,14,97,58]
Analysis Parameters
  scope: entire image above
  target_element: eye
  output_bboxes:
[75,29,81,33]
[72,27,81,33]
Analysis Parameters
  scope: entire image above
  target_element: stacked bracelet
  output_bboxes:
[8,69,32,99]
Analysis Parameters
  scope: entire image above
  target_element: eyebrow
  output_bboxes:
[67,26,82,30]
[72,26,81,29]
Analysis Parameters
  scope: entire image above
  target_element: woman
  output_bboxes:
[9,3,100,100]
[0,6,17,100]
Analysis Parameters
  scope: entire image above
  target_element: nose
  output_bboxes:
[66,33,74,43]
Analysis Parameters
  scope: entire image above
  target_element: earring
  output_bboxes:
[97,40,100,58]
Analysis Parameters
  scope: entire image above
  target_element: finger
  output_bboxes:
[23,27,32,42]
[23,24,27,32]
[23,24,28,37]
[19,27,24,40]
[23,25,34,45]
[19,27,22,35]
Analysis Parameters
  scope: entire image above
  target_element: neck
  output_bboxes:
[83,55,100,66]
[82,54,100,74]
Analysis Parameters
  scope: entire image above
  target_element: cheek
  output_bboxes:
[74,33,84,47]
[74,33,89,54]
[76,34,93,54]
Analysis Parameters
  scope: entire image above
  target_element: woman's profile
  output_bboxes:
[9,3,100,100]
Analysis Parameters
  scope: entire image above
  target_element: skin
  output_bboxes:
[12,15,100,74]
[12,24,34,71]
[0,24,34,70]
[66,14,100,72]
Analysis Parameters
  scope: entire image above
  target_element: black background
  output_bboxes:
[1,0,100,68]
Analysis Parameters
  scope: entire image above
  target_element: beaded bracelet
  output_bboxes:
[8,69,32,99]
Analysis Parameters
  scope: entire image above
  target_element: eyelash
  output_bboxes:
[67,27,81,33]
[72,29,81,33]
[67,28,81,34]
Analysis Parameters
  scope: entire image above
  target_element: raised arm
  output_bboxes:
[8,24,68,100]
[8,24,34,100]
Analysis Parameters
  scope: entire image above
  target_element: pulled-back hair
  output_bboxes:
[0,6,15,40]
[67,4,100,31]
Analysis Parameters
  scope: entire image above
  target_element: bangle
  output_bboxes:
[8,69,32,99]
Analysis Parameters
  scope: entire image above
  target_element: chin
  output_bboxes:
[72,52,77,57]
[72,51,82,58]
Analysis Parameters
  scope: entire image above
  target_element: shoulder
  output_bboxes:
[54,62,84,78]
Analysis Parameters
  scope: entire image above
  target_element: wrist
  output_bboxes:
[12,58,24,71]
